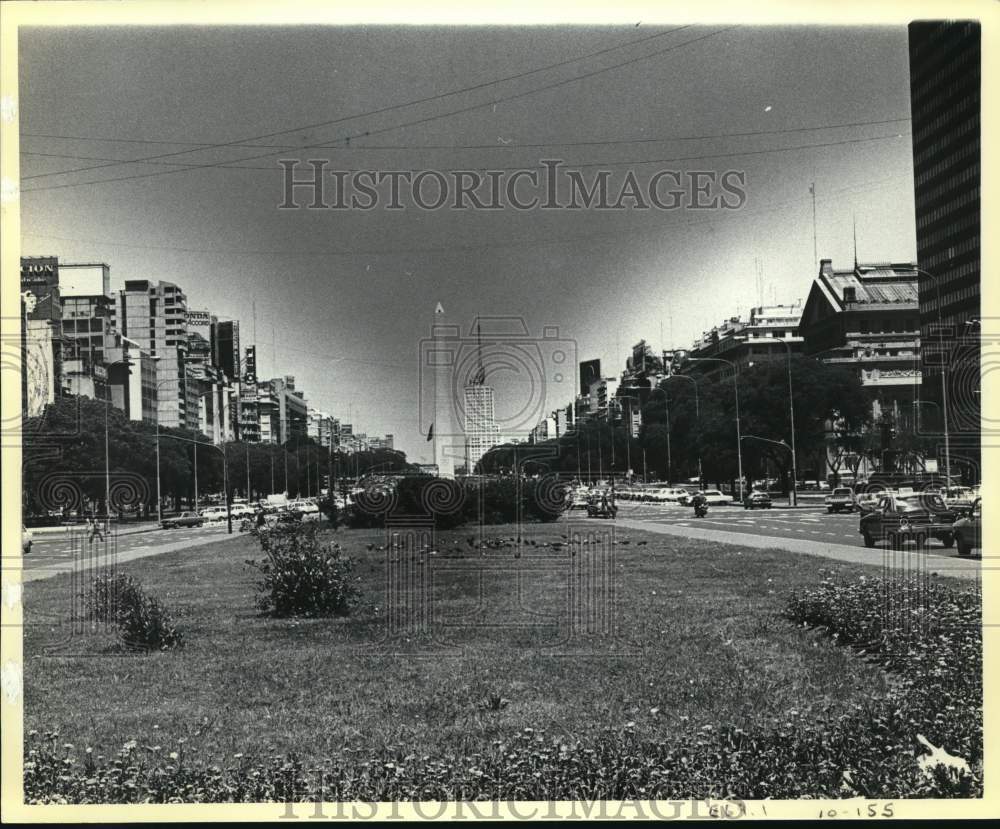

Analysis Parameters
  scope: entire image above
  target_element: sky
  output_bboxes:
[17,24,919,463]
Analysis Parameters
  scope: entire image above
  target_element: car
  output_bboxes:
[858,492,957,548]
[942,486,976,515]
[825,487,857,513]
[289,500,321,520]
[161,511,204,529]
[855,490,885,514]
[652,487,690,503]
[229,504,256,519]
[702,489,732,506]
[199,506,229,523]
[22,526,33,556]
[743,491,772,510]
[951,497,982,557]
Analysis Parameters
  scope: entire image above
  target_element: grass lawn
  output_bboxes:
[24,521,893,768]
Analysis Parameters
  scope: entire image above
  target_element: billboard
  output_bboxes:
[579,358,601,396]
[59,263,110,297]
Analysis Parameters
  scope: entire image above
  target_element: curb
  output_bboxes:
[29,524,162,538]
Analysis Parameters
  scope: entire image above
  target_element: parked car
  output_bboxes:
[229,504,255,519]
[161,511,204,529]
[289,500,321,520]
[702,489,732,506]
[743,490,772,510]
[858,492,956,548]
[199,506,229,522]
[825,486,857,513]
[952,497,982,557]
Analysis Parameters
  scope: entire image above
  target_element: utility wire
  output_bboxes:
[23,27,735,193]
[21,116,910,152]
[20,131,908,184]
[21,25,692,184]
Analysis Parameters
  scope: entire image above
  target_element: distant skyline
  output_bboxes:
[18,25,918,462]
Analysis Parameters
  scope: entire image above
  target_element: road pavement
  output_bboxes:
[601,501,982,581]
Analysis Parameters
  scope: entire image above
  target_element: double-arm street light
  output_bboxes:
[659,372,703,489]
[157,430,233,534]
[741,435,794,498]
[743,336,798,506]
[104,344,160,528]
[685,355,744,501]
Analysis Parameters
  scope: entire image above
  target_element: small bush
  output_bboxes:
[86,573,183,651]
[245,523,359,617]
[345,475,566,529]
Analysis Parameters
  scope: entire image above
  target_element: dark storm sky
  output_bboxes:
[18,25,917,462]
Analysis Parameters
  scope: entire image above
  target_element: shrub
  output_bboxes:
[345,475,565,529]
[245,523,359,617]
[86,573,183,651]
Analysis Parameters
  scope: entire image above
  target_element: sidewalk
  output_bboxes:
[20,527,237,583]
[29,521,161,538]
[613,517,982,582]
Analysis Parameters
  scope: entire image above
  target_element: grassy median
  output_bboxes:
[24,522,892,768]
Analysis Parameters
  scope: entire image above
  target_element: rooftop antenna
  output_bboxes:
[853,213,859,270]
[474,316,485,385]
[809,182,818,269]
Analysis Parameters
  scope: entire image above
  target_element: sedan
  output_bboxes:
[743,491,772,510]
[825,487,857,513]
[859,493,956,548]
[161,511,204,529]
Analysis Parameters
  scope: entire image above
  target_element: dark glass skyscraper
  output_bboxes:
[908,20,981,483]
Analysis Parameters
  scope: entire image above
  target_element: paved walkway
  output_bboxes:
[29,521,161,538]
[613,517,982,582]
[19,529,237,583]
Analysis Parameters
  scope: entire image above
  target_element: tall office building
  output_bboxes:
[112,280,196,430]
[59,263,114,402]
[464,384,499,472]
[909,21,981,482]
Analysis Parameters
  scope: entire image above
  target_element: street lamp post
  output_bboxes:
[913,267,952,485]
[688,355,744,500]
[747,337,798,506]
[661,373,702,488]
[742,435,794,497]
[157,431,233,533]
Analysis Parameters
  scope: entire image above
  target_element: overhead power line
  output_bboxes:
[21,25,692,184]
[20,131,909,182]
[23,26,735,194]
[21,116,911,152]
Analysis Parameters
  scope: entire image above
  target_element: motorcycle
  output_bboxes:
[693,503,709,518]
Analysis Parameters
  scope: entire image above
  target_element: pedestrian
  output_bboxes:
[87,513,105,544]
